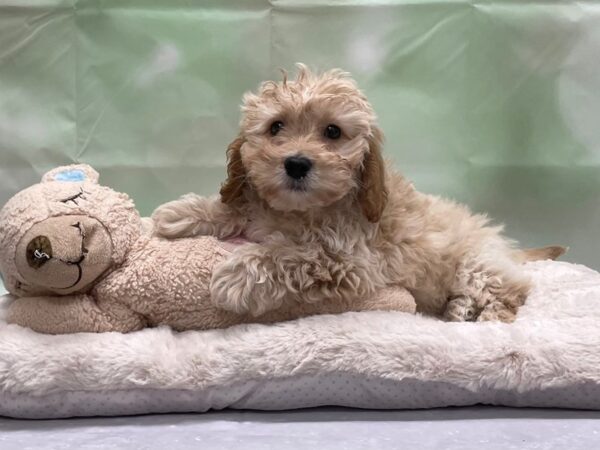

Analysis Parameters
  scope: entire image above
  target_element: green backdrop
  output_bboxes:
[1,0,599,278]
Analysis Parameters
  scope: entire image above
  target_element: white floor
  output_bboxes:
[1,407,599,450]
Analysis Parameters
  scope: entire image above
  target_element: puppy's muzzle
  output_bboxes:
[284,155,313,180]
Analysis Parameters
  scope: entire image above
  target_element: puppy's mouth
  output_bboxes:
[286,178,309,192]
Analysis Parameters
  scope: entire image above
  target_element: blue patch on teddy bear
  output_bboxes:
[54,169,87,182]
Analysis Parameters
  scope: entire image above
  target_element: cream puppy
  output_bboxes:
[153,65,564,322]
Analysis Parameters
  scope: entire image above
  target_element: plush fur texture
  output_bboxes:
[1,261,599,414]
[0,164,415,335]
[152,65,565,321]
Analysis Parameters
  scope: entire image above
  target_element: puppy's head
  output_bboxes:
[221,64,387,222]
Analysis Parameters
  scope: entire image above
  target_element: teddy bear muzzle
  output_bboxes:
[14,215,114,294]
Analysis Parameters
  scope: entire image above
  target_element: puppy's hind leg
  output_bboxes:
[449,252,531,323]
[443,296,477,322]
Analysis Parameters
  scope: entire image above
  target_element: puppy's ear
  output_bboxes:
[220,135,247,205]
[358,126,388,223]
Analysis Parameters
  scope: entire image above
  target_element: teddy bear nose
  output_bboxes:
[284,155,313,180]
[26,236,52,269]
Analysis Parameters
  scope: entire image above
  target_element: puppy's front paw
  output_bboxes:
[210,256,281,316]
[152,201,198,239]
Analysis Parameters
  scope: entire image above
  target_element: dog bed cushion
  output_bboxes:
[1,260,600,419]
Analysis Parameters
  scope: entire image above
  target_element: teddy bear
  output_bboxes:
[0,164,416,334]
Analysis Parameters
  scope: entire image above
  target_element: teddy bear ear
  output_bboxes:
[41,164,100,184]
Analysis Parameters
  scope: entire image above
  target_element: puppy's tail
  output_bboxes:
[514,245,568,263]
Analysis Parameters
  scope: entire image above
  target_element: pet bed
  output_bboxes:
[1,260,599,419]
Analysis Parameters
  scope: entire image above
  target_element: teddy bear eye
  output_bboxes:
[61,188,87,206]
[26,236,53,269]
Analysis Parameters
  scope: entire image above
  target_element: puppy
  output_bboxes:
[153,64,565,322]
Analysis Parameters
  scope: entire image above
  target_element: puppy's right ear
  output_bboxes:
[219,135,247,205]
[358,126,388,223]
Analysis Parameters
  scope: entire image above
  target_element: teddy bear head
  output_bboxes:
[0,164,142,297]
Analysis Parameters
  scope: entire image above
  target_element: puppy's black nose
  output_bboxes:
[284,156,313,180]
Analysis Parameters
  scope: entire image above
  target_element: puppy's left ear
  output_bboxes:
[359,126,388,223]
[220,135,247,205]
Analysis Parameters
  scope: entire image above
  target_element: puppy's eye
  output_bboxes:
[270,121,284,136]
[324,124,342,140]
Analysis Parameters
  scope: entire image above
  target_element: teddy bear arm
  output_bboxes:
[7,294,145,334]
[357,286,417,314]
[255,285,416,325]
[306,286,416,315]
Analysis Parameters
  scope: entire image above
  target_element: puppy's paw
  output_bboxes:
[443,296,477,322]
[210,256,281,316]
[476,303,517,323]
[152,200,200,239]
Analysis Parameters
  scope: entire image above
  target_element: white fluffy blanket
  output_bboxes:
[1,261,600,418]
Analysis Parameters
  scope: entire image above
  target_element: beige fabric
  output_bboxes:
[0,164,415,334]
[2,260,600,417]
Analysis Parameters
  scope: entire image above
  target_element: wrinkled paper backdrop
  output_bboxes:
[1,0,599,273]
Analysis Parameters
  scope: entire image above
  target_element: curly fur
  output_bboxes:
[153,64,565,321]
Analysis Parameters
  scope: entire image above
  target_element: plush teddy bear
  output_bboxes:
[0,164,415,334]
